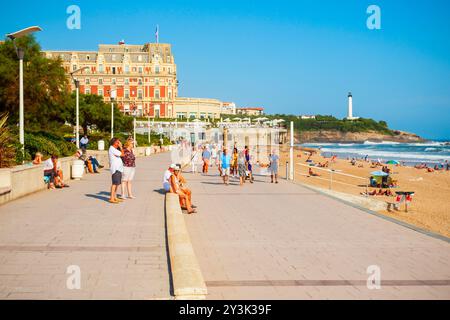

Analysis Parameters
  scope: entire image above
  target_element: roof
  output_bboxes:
[237,107,264,111]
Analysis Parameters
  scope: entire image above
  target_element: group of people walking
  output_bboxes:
[190,143,280,186]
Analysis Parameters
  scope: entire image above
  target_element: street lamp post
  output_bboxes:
[6,26,42,162]
[133,116,137,143]
[110,90,117,139]
[70,67,89,149]
[147,115,151,144]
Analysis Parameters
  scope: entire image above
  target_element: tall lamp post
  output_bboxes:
[6,26,42,161]
[110,90,117,139]
[70,67,89,148]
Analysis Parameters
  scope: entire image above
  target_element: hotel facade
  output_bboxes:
[44,41,238,119]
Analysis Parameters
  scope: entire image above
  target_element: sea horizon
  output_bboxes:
[299,140,450,166]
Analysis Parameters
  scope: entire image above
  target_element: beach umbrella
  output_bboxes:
[370,171,389,177]
[386,160,400,165]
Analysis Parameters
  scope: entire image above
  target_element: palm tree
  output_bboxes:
[0,113,17,168]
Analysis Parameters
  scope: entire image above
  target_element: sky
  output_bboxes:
[1,0,449,139]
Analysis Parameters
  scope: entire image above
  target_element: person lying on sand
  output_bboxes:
[308,168,320,177]
[317,161,329,168]
[361,189,393,197]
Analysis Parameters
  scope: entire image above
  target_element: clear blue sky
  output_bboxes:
[1,0,449,139]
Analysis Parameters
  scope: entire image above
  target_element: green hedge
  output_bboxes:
[17,132,78,163]
[86,133,171,149]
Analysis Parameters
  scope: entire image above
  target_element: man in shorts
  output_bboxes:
[108,138,124,204]
[221,148,231,185]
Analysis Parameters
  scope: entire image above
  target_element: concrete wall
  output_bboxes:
[0,147,172,207]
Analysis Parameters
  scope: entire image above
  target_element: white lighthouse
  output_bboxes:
[346,92,359,120]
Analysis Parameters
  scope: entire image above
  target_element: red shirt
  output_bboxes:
[122,149,136,167]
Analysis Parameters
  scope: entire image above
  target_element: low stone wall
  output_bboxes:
[165,193,207,299]
[0,146,173,207]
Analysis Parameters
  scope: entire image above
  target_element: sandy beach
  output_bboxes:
[278,147,450,238]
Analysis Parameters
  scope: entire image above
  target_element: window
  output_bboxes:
[177,112,186,119]
[168,92,172,99]
[124,90,130,99]
[112,78,116,85]
[98,78,103,85]
[85,88,91,94]
[85,79,90,85]
[125,65,130,74]
[125,78,129,85]
[189,113,196,119]
[112,54,116,61]
[155,89,160,99]
[99,64,104,73]
[155,66,160,74]
[73,65,77,71]
[112,67,116,75]
[155,78,159,85]
[138,67,143,74]
[86,55,90,61]
[138,90,143,99]
[98,89,104,96]
[200,113,206,119]
[138,78,143,85]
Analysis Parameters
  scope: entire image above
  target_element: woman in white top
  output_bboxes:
[191,146,200,174]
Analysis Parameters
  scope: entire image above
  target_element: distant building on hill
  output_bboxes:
[299,115,316,119]
[222,102,237,115]
[236,107,264,116]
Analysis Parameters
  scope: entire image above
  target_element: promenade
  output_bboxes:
[183,168,450,299]
[0,153,171,299]
[0,152,449,300]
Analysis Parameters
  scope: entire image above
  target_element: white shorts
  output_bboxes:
[123,166,136,181]
[221,168,230,176]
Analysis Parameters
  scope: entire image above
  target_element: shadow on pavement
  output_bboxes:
[153,189,166,195]
[85,193,110,202]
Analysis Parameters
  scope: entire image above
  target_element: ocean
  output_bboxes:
[300,141,450,166]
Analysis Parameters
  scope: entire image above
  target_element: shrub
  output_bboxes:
[0,113,16,168]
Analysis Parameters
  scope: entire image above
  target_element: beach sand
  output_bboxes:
[278,147,450,238]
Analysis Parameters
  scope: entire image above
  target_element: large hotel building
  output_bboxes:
[44,41,261,119]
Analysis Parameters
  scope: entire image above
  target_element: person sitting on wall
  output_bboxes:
[169,165,196,214]
[32,152,43,165]
[43,155,69,189]
[75,150,104,173]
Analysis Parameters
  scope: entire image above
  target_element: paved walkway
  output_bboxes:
[183,167,450,299]
[0,153,171,299]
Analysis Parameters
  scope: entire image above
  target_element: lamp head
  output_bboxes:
[6,26,42,40]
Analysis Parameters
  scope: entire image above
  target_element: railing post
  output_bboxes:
[286,161,289,180]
